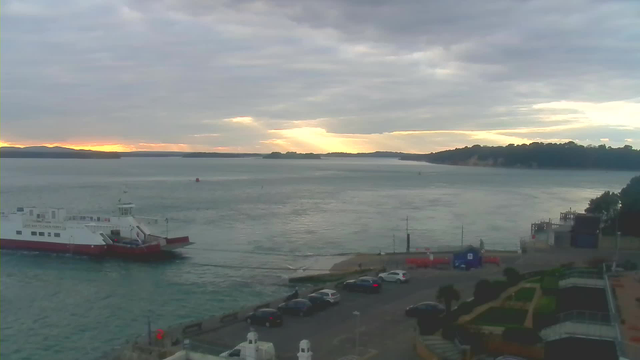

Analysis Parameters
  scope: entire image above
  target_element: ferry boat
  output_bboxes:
[0,202,193,258]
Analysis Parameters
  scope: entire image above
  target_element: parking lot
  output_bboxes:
[192,266,506,360]
[191,249,638,359]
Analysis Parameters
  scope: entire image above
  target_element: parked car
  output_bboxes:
[405,302,446,318]
[245,309,283,328]
[343,276,382,293]
[277,299,314,317]
[307,294,333,312]
[378,270,410,283]
[313,289,341,304]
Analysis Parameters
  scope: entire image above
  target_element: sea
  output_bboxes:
[0,157,636,360]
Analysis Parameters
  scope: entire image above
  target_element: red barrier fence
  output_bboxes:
[406,257,451,268]
[407,256,500,267]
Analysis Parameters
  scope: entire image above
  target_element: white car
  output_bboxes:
[378,270,410,283]
[313,289,340,304]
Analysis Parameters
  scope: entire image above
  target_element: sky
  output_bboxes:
[1,0,639,153]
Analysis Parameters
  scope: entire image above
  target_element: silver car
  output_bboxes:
[313,289,340,304]
[378,270,410,283]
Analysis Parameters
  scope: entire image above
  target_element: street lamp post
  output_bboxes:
[353,311,360,357]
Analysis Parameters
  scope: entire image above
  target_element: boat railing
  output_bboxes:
[65,215,114,222]
[135,216,160,225]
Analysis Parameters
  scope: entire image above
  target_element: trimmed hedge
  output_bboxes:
[513,287,536,302]
[471,307,528,327]
[502,327,543,345]
[534,296,557,314]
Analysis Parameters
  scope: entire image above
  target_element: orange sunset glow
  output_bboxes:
[0,141,137,152]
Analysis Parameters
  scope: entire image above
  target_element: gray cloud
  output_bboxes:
[1,0,639,151]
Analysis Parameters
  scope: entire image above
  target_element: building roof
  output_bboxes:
[454,245,480,255]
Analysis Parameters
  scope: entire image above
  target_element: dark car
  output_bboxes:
[307,294,332,312]
[343,276,382,293]
[405,302,446,318]
[277,299,314,317]
[245,308,283,327]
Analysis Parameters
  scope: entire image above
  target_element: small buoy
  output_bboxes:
[195,178,200,183]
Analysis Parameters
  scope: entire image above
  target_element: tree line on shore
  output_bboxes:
[400,142,640,170]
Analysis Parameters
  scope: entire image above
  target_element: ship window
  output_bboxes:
[38,232,45,236]
[47,232,51,237]
[54,233,61,238]
[16,230,22,235]
[31,231,37,236]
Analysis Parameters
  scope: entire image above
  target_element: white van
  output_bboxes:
[219,341,276,360]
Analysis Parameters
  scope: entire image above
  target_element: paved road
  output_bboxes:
[193,266,505,360]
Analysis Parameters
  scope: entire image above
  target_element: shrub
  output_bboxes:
[443,324,482,345]
[417,314,443,335]
[502,327,542,345]
[525,277,541,284]
[491,279,510,294]
[503,267,522,285]
[441,323,462,341]
[544,268,564,277]
[456,300,476,315]
[540,276,558,295]
[587,256,610,268]
[534,296,556,314]
[436,284,461,313]
[621,260,638,271]
[474,279,497,304]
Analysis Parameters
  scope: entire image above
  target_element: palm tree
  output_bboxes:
[436,284,461,313]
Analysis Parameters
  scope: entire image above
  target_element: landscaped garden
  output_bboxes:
[470,307,529,327]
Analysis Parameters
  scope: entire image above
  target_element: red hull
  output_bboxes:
[0,238,107,256]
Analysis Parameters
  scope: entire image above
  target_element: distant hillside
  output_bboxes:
[0,146,120,159]
[120,151,186,157]
[183,152,261,158]
[263,152,321,159]
[324,151,409,158]
[400,142,640,170]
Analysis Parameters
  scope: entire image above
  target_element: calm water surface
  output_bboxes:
[1,157,636,360]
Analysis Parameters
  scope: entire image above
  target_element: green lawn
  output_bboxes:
[512,287,536,302]
[470,307,528,327]
[525,277,541,284]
